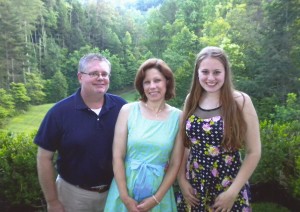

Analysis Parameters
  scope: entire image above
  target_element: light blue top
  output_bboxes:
[104,102,181,212]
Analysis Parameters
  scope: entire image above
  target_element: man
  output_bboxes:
[35,53,127,212]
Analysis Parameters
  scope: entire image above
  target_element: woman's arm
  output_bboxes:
[177,147,200,207]
[213,92,261,211]
[112,104,140,212]
[137,113,185,212]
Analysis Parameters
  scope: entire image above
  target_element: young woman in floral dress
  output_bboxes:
[176,46,261,212]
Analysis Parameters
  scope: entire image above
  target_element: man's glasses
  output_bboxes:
[80,71,110,79]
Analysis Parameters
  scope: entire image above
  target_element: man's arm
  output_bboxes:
[37,147,64,212]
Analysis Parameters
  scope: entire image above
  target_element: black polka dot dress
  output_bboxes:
[176,107,251,212]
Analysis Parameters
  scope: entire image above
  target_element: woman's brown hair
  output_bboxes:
[182,46,246,150]
[135,58,175,102]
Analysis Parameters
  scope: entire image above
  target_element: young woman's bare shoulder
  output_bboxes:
[233,90,252,106]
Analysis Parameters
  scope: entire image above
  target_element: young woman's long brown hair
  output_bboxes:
[182,46,246,150]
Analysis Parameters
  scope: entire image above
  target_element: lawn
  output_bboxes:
[1,103,53,133]
[119,89,138,102]
[1,90,137,133]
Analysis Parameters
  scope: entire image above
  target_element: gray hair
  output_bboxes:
[78,53,111,73]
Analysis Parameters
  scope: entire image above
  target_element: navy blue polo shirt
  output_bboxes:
[34,89,127,187]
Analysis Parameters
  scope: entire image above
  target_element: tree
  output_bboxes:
[0,0,44,88]
[0,1,25,87]
[163,25,199,72]
[25,72,46,105]
[144,7,169,58]
[170,61,194,108]
[121,32,138,87]
[9,82,31,111]
[270,93,300,124]
[45,70,68,103]
[0,89,15,126]
[40,37,67,79]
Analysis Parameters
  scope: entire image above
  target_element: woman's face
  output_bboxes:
[198,57,225,94]
[142,68,167,102]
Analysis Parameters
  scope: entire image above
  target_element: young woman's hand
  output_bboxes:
[212,189,236,212]
[179,179,200,207]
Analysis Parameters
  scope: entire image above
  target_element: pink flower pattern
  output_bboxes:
[211,168,219,177]
[207,146,220,156]
[225,155,233,165]
[202,123,211,132]
[177,114,251,211]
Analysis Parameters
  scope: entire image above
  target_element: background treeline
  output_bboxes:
[1,0,300,210]
[1,0,300,122]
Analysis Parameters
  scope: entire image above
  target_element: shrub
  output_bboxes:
[0,131,43,208]
[251,120,300,198]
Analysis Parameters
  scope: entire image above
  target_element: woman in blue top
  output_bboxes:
[104,58,184,212]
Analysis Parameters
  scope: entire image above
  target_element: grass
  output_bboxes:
[252,202,290,212]
[1,103,53,133]
[118,89,138,102]
[1,90,137,133]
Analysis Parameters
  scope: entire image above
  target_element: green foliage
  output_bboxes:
[169,61,193,108]
[119,89,139,103]
[270,93,300,124]
[45,70,68,103]
[0,131,43,207]
[0,89,15,124]
[25,72,46,105]
[9,82,31,111]
[252,202,290,212]
[252,120,300,198]
[163,25,199,72]
[41,38,68,80]
[1,104,53,133]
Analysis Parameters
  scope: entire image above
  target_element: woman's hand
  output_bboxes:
[179,179,200,207]
[121,195,140,212]
[136,196,157,212]
[212,190,236,212]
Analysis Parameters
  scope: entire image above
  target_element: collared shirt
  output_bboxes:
[34,88,127,187]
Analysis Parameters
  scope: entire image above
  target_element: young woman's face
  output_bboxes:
[198,57,225,94]
[143,68,167,102]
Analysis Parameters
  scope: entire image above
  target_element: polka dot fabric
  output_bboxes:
[176,114,251,212]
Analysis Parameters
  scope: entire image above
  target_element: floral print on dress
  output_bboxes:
[176,114,252,212]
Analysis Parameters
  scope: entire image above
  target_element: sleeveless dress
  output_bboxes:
[104,102,181,212]
[176,106,251,212]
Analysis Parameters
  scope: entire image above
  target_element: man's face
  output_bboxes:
[78,60,111,96]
